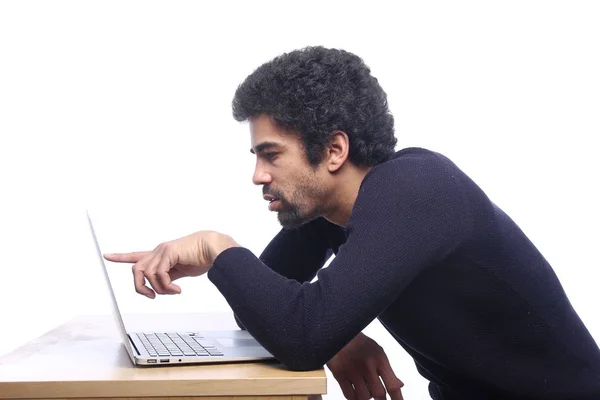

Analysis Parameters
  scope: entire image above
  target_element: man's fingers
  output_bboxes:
[104,251,151,263]
[128,252,156,299]
[366,371,387,400]
[106,250,157,298]
[143,251,170,295]
[351,378,371,400]
[337,379,355,400]
[157,252,181,294]
[132,265,155,299]
[388,386,404,400]
[378,357,404,400]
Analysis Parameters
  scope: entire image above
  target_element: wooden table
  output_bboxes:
[0,313,326,400]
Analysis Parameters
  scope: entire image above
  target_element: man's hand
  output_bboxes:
[103,231,239,299]
[327,333,404,400]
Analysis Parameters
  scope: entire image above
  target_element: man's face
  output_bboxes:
[250,115,328,229]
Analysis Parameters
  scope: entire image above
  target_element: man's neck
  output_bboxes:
[324,164,372,227]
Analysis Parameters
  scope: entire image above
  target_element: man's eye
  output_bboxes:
[265,152,278,161]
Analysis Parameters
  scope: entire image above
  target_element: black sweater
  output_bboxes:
[207,147,600,399]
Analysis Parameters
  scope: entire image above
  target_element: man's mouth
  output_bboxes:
[263,193,278,203]
[263,194,282,211]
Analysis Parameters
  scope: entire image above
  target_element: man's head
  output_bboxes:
[233,46,397,228]
[249,115,330,228]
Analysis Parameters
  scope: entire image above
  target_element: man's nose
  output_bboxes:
[252,166,272,186]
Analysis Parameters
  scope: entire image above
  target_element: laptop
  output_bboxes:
[86,211,275,366]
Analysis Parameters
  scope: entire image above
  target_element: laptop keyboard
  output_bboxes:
[136,332,224,357]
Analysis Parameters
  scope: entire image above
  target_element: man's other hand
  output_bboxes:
[327,333,404,400]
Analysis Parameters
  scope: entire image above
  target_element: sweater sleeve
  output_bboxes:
[233,217,345,330]
[208,153,472,370]
[258,217,344,282]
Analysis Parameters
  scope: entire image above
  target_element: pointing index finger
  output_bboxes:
[104,251,151,263]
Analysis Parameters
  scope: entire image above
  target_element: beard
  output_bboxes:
[277,199,317,229]
[263,176,326,230]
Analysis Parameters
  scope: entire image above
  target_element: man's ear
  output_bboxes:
[325,131,350,173]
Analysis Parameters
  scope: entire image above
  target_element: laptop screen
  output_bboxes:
[86,211,135,360]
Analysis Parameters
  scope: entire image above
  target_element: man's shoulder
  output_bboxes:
[352,146,480,223]
[348,146,474,238]
[363,147,459,188]
[391,146,440,159]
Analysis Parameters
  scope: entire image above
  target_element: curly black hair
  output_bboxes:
[232,46,397,167]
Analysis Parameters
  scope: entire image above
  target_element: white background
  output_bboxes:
[1,1,599,399]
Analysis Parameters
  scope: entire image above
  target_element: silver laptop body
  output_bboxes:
[87,212,275,366]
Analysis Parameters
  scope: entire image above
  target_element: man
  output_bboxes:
[105,47,600,399]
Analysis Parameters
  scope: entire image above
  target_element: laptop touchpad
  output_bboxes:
[216,338,261,347]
